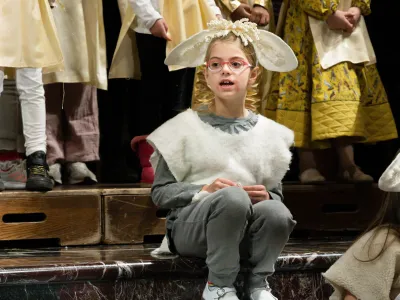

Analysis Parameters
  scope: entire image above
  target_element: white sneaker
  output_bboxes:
[202,283,239,300]
[66,162,97,185]
[249,288,278,300]
[49,163,62,185]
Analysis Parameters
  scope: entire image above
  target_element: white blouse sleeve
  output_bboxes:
[128,0,163,30]
[207,0,223,16]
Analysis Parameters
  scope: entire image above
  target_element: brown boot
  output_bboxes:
[341,167,373,183]
[299,168,326,184]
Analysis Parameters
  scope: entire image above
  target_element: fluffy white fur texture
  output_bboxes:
[148,109,294,191]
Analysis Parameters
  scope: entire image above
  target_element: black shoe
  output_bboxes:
[26,151,53,192]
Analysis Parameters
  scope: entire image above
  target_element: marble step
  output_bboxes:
[0,239,350,300]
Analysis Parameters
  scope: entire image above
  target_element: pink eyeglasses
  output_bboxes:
[205,58,253,73]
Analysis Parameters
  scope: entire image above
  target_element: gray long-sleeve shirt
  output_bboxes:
[151,110,284,210]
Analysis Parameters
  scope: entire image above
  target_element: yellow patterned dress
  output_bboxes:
[265,0,398,149]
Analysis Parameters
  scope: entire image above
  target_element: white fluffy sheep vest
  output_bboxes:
[147,109,294,189]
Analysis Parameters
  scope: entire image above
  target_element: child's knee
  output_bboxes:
[256,201,296,233]
[212,186,252,216]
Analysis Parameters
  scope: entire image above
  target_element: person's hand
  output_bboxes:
[250,5,270,26]
[231,4,252,21]
[243,185,270,203]
[216,14,223,20]
[326,10,354,33]
[346,7,362,26]
[48,0,56,8]
[150,19,172,41]
[201,178,236,193]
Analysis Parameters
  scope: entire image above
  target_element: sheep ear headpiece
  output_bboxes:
[164,18,298,72]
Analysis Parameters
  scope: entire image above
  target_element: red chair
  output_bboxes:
[130,135,154,184]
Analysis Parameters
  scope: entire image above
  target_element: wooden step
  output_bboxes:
[0,185,166,246]
[283,182,384,232]
[100,183,383,244]
[0,189,101,246]
[0,183,383,246]
[102,187,165,244]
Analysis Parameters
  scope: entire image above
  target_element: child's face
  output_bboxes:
[204,39,258,105]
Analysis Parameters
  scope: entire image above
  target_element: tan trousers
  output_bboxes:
[45,83,100,165]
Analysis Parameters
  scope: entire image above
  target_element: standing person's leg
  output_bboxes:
[242,200,296,300]
[333,137,373,182]
[0,67,4,95]
[63,83,99,184]
[298,148,326,183]
[135,33,169,135]
[44,83,64,184]
[0,68,4,191]
[0,78,26,190]
[17,68,53,191]
[171,187,252,300]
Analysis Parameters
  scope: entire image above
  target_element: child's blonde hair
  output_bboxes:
[191,33,261,113]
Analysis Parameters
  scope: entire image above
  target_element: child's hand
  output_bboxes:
[231,4,252,22]
[250,6,270,26]
[346,7,362,26]
[150,19,172,41]
[201,178,236,193]
[326,10,354,33]
[243,185,270,203]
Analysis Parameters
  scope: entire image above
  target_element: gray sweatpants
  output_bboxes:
[170,186,296,288]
